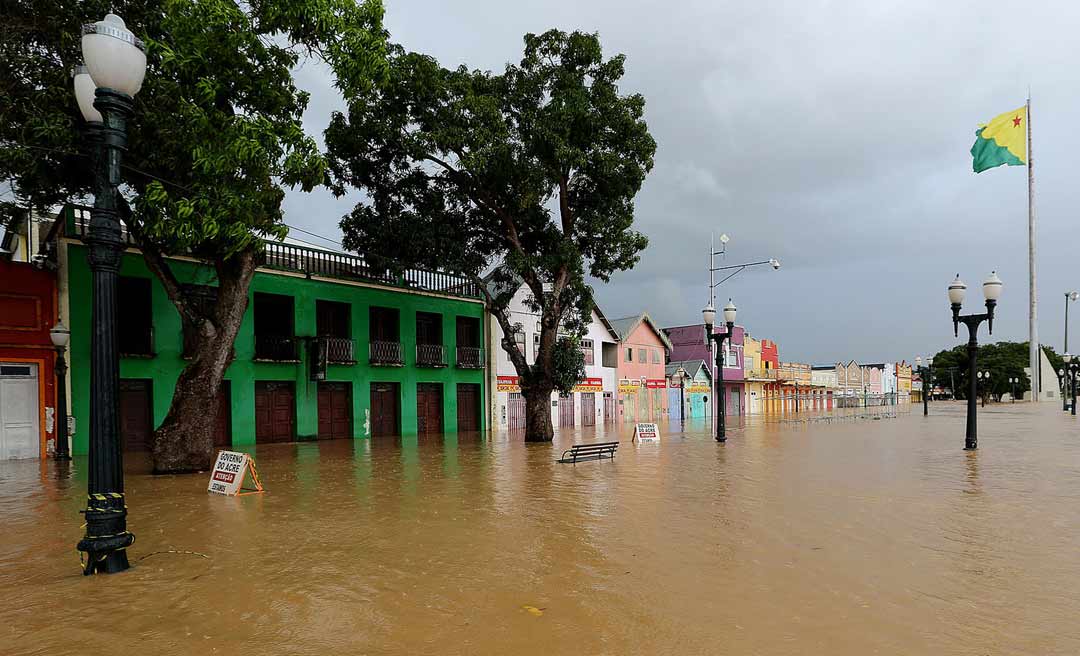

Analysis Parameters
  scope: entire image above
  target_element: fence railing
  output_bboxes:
[254,335,299,361]
[369,340,404,366]
[64,204,481,300]
[416,343,448,368]
[319,337,356,364]
[257,241,482,299]
[456,346,484,369]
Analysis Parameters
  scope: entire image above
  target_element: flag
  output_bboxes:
[971,106,1027,173]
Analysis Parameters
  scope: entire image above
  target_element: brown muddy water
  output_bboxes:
[3,402,1080,655]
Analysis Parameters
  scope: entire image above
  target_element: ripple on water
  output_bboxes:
[2,403,1080,655]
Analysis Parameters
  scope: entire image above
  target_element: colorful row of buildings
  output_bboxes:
[1,206,918,460]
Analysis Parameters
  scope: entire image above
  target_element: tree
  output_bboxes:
[932,341,1049,402]
[325,30,656,441]
[1,0,387,471]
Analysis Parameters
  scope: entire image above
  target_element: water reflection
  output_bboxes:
[2,402,1080,654]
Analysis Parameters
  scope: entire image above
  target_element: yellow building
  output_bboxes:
[896,361,912,404]
[743,335,770,414]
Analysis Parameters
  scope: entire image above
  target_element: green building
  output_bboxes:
[61,212,486,455]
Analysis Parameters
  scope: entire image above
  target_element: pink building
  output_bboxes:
[610,313,672,423]
[664,323,745,416]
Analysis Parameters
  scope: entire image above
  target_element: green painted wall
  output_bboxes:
[66,243,486,455]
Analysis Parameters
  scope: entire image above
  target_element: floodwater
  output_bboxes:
[3,403,1080,655]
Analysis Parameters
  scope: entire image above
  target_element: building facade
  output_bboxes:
[487,281,620,431]
[611,313,672,423]
[896,361,912,404]
[60,212,487,454]
[666,359,712,420]
[0,257,61,459]
[665,323,745,417]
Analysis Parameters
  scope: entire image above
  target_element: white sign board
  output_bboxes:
[207,450,263,496]
[634,422,660,442]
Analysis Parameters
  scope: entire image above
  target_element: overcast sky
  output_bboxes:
[281,0,1080,365]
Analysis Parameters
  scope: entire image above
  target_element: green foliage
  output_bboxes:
[931,341,1047,400]
[0,0,386,260]
[325,29,655,390]
[551,337,587,395]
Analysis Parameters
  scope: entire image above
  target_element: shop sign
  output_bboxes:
[497,376,520,392]
[687,384,711,393]
[572,377,604,393]
[645,379,666,389]
[618,379,640,393]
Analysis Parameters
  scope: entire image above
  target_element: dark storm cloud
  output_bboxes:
[282,0,1080,364]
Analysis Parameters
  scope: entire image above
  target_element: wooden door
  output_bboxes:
[416,383,443,435]
[580,392,595,426]
[119,379,153,451]
[213,381,231,448]
[558,393,575,427]
[254,381,295,443]
[667,388,682,421]
[318,382,352,440]
[456,383,480,432]
[508,392,526,430]
[603,392,614,424]
[370,382,400,437]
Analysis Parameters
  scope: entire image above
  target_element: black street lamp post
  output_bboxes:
[1008,376,1019,403]
[73,13,147,575]
[977,370,991,407]
[1066,292,1078,410]
[915,355,933,416]
[1064,355,1080,416]
[50,323,71,460]
[703,300,737,442]
[949,272,1002,451]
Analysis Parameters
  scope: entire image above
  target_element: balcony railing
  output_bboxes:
[456,346,484,369]
[369,340,404,366]
[416,343,448,368]
[64,204,482,301]
[320,337,356,364]
[257,241,482,299]
[255,335,300,361]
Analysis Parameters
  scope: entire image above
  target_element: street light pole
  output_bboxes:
[703,300,737,442]
[1065,354,1080,416]
[73,13,146,575]
[949,272,1002,451]
[916,356,932,416]
[50,323,71,460]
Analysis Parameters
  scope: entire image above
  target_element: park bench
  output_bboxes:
[557,441,618,464]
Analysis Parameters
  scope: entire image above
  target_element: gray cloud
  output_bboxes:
[281,0,1080,364]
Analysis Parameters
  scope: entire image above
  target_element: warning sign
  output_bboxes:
[633,423,660,443]
[207,450,264,496]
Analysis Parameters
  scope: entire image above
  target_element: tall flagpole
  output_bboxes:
[1027,96,1039,400]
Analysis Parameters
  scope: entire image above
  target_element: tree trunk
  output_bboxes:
[151,250,256,473]
[523,385,554,442]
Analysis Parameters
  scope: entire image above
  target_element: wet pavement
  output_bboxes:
[3,402,1080,655]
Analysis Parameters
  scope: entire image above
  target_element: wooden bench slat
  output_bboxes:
[557,441,618,464]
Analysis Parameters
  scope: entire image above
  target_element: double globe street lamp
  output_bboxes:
[915,355,933,416]
[73,13,147,575]
[976,370,991,407]
[949,271,1002,451]
[1008,376,1020,403]
[1063,354,1080,416]
[702,299,737,443]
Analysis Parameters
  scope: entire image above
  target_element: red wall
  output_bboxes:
[0,259,58,458]
[761,339,779,369]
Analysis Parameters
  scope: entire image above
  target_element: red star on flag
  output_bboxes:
[1013,116,1022,127]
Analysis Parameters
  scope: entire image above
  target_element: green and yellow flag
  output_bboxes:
[971,106,1027,172]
